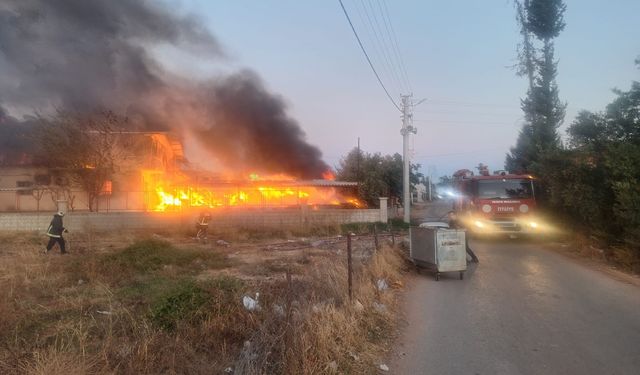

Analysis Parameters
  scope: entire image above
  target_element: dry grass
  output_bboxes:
[234,245,405,374]
[0,229,407,374]
[559,231,640,274]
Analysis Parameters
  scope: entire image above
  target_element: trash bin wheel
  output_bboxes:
[459,272,464,280]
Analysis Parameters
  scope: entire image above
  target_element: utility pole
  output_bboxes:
[356,137,360,185]
[427,165,436,201]
[401,95,417,223]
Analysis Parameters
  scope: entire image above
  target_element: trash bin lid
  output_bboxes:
[418,221,450,229]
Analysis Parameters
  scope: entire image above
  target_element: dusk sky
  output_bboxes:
[164,0,639,179]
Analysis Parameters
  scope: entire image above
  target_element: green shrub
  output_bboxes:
[206,275,245,294]
[98,238,228,278]
[389,217,411,230]
[118,275,179,304]
[340,221,391,234]
[149,280,210,331]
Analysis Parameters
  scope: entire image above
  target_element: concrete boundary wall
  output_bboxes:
[0,207,387,232]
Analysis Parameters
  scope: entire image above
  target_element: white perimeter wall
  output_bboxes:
[0,208,387,232]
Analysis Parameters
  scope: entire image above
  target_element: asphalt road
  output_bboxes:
[392,202,640,375]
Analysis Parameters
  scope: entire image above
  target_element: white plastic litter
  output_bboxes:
[242,293,261,311]
[372,302,387,313]
[376,279,389,291]
[224,367,233,373]
[379,363,389,371]
[96,310,112,315]
[327,361,338,372]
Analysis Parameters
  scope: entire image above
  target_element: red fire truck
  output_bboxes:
[452,167,544,235]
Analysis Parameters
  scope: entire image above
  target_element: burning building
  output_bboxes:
[0,130,361,212]
[0,1,366,214]
[139,133,362,212]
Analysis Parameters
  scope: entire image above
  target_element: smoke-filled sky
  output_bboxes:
[0,0,328,178]
[1,0,639,179]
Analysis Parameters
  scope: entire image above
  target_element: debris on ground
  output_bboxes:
[96,310,112,315]
[376,278,389,291]
[216,239,231,247]
[312,304,322,314]
[379,363,390,371]
[242,293,260,311]
[326,361,338,372]
[272,304,285,317]
[372,302,387,313]
[224,367,233,373]
[349,352,360,361]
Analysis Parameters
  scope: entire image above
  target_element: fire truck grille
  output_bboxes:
[489,218,522,232]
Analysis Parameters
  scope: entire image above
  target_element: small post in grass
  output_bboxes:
[347,233,353,301]
[286,265,292,318]
[373,224,379,252]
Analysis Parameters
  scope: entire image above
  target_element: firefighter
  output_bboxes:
[44,211,68,254]
[195,212,212,240]
[447,211,479,263]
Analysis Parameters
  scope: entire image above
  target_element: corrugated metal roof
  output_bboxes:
[292,180,358,187]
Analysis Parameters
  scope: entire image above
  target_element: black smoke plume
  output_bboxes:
[0,0,328,178]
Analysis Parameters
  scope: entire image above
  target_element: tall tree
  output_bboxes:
[35,111,130,212]
[506,0,567,173]
[336,148,421,207]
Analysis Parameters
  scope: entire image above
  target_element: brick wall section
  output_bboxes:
[0,208,384,232]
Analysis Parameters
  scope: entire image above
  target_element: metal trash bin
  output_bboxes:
[410,223,467,281]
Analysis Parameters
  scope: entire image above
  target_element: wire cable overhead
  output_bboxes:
[338,0,401,112]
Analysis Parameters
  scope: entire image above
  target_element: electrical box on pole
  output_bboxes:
[401,95,417,223]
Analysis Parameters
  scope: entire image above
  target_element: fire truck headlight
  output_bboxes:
[519,204,529,213]
[474,220,485,228]
[482,204,492,213]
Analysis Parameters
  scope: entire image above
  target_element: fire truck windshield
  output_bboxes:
[477,179,533,199]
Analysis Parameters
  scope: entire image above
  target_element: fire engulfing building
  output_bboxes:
[0,132,360,212]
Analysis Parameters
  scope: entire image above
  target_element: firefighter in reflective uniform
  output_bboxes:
[448,211,479,263]
[195,212,212,240]
[45,211,68,254]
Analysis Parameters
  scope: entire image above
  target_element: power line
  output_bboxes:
[414,149,502,158]
[338,0,401,112]
[360,0,406,94]
[378,0,412,93]
[352,0,402,96]
[413,119,520,126]
[415,109,522,116]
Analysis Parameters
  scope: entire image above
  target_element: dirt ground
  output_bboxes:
[0,225,407,374]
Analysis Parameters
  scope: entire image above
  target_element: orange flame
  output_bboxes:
[143,169,363,212]
[322,170,335,180]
